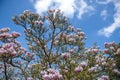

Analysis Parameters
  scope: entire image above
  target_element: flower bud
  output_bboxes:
[12,17,16,21]
[20,14,26,20]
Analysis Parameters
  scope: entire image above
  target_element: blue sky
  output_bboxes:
[0,0,120,49]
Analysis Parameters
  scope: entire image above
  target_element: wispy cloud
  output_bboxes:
[98,0,120,37]
[33,0,94,19]
[75,0,94,19]
[101,9,108,20]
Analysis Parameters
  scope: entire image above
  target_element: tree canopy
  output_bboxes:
[0,9,120,80]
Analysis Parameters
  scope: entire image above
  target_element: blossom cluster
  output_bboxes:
[0,42,21,57]
[75,61,87,73]
[0,28,20,40]
[41,69,62,80]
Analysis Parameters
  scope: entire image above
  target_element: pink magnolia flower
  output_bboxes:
[88,67,96,73]
[92,49,99,53]
[85,49,91,53]
[74,34,79,38]
[69,48,76,53]
[103,49,109,53]
[58,74,62,79]
[39,20,43,25]
[111,41,115,46]
[26,52,34,57]
[76,28,81,32]
[104,42,115,48]
[104,42,110,48]
[11,51,17,56]
[113,69,120,75]
[101,75,109,80]
[47,68,57,74]
[75,66,83,73]
[67,25,74,31]
[34,20,43,26]
[0,48,6,54]
[0,27,10,33]
[40,71,47,76]
[56,9,61,13]
[3,43,13,49]
[0,43,20,57]
[0,33,12,39]
[80,61,87,68]
[52,73,62,79]
[86,49,99,54]
[78,32,84,36]
[42,74,50,80]
[27,77,33,80]
[62,33,67,38]
[42,69,62,80]
[12,31,21,38]
[102,62,108,66]
[61,52,70,59]
[116,48,120,55]
[68,38,76,43]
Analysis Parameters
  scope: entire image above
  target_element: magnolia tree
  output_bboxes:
[0,28,35,80]
[0,9,120,80]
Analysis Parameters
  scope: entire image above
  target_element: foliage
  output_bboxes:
[0,9,120,80]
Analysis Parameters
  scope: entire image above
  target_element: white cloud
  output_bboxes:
[75,0,94,19]
[98,0,120,37]
[96,0,112,4]
[55,0,75,18]
[34,0,52,14]
[33,0,94,19]
[101,10,108,20]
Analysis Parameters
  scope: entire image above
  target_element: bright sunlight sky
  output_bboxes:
[0,0,120,49]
